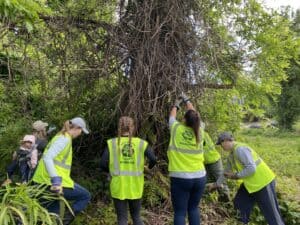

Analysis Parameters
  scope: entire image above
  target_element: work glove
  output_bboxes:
[50,176,63,194]
[174,98,183,110]
[179,92,190,103]
[224,172,239,180]
[206,182,224,192]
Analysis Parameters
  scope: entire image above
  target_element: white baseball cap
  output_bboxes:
[70,117,89,134]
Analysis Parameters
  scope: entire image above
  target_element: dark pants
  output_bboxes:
[234,180,285,225]
[171,176,206,225]
[7,160,31,182]
[46,183,91,215]
[205,159,230,202]
[113,198,144,225]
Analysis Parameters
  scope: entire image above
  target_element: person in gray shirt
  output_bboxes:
[217,132,285,225]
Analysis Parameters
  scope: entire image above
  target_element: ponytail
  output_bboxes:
[117,116,135,155]
[184,110,201,144]
[60,120,76,135]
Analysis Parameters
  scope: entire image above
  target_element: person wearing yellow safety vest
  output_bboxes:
[33,117,91,225]
[202,126,230,202]
[100,116,157,225]
[168,94,206,225]
[217,132,285,225]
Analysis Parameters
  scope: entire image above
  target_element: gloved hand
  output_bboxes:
[224,172,239,180]
[50,176,63,194]
[179,92,190,103]
[206,182,223,192]
[174,98,183,110]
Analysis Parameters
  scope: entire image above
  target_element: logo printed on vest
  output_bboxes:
[121,143,134,157]
[182,130,194,141]
[179,130,197,147]
[120,143,135,164]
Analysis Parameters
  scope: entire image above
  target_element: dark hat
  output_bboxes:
[216,132,234,145]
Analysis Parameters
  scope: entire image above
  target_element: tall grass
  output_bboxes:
[0,183,67,225]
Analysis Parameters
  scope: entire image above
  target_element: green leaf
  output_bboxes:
[25,20,33,32]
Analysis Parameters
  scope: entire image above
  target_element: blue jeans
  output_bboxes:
[234,180,285,225]
[171,176,206,225]
[46,183,91,215]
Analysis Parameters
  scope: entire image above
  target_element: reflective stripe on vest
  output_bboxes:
[231,157,262,168]
[52,144,72,169]
[232,142,275,193]
[168,146,203,154]
[169,170,206,178]
[53,159,71,169]
[110,138,144,176]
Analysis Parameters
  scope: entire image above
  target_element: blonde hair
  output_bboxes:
[60,120,77,135]
[117,116,135,155]
[32,130,47,140]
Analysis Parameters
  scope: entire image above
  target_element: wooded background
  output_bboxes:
[0,0,299,224]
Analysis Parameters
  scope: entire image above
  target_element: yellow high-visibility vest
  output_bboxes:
[107,137,148,200]
[231,142,275,193]
[168,121,205,176]
[203,131,221,164]
[33,133,74,188]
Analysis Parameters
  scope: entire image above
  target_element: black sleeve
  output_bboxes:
[144,145,157,169]
[36,139,48,153]
[100,147,109,173]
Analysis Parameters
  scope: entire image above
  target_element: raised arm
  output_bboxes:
[170,98,182,119]
[169,93,196,127]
